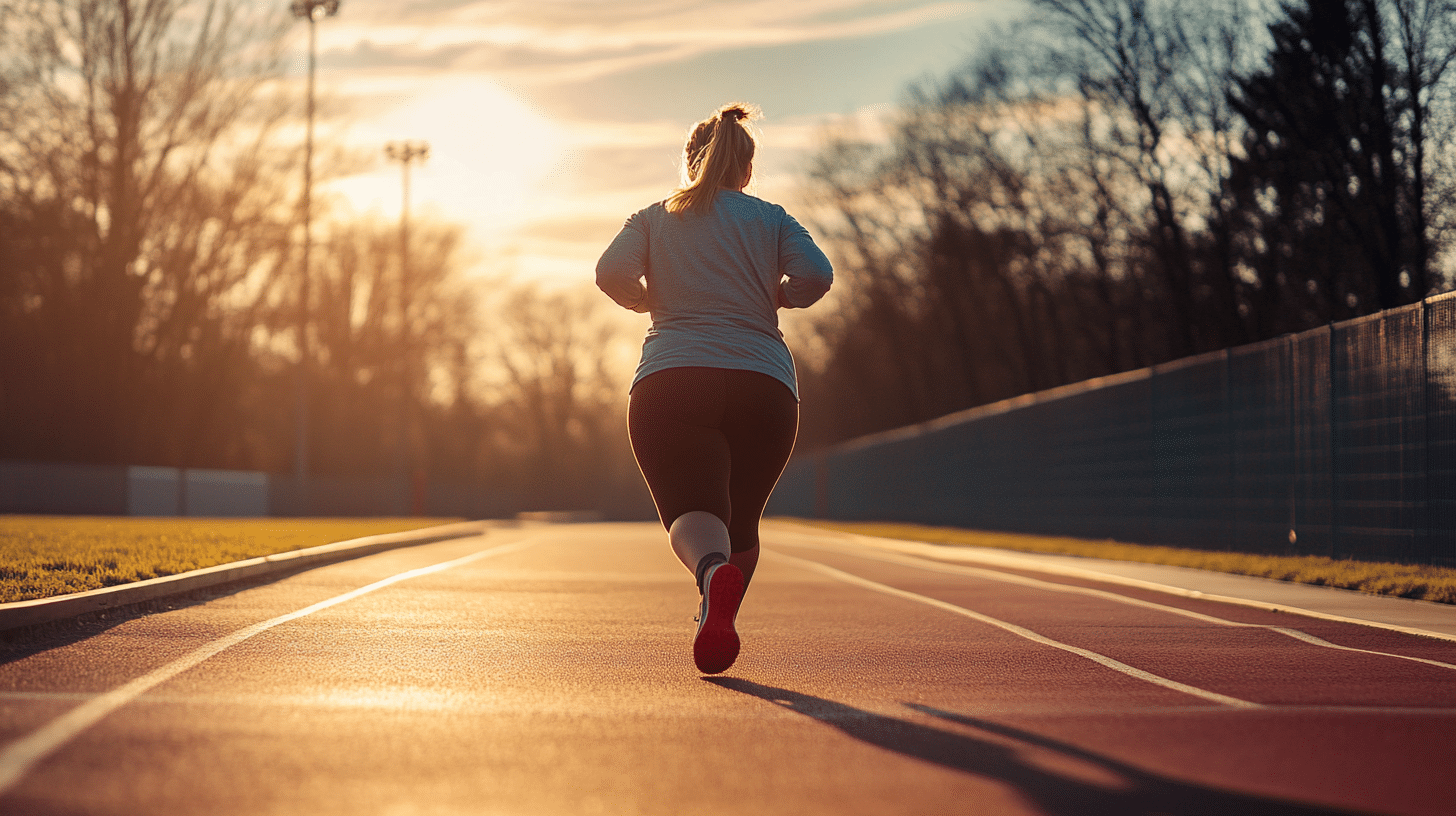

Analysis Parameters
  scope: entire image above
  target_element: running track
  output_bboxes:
[0,521,1452,815]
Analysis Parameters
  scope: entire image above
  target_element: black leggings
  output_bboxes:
[628,367,798,553]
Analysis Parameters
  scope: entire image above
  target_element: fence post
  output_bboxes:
[1286,335,1297,552]
[1223,347,1234,551]
[1421,297,1433,563]
[1147,365,1159,544]
[1328,322,1340,559]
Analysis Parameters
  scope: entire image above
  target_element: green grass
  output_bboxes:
[786,519,1456,605]
[0,516,461,604]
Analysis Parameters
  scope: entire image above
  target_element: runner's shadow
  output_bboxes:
[704,678,1361,816]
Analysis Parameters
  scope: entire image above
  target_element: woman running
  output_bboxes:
[595,102,834,674]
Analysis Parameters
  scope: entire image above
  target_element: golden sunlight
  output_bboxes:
[328,75,566,236]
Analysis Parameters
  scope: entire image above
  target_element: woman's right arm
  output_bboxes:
[596,213,651,313]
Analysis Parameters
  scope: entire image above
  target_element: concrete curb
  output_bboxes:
[0,519,499,634]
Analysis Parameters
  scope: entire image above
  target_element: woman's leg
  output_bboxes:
[627,368,734,583]
[626,367,793,674]
[669,510,730,587]
[728,545,760,587]
[721,370,798,587]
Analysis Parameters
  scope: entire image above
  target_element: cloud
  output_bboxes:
[517,215,629,248]
[558,145,683,192]
[320,39,480,72]
[315,1,987,84]
[290,0,1013,286]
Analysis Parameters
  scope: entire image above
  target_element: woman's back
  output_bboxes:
[595,101,832,675]
[596,189,832,396]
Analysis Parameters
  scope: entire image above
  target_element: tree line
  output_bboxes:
[0,0,648,516]
[794,0,1456,449]
[5,0,1453,516]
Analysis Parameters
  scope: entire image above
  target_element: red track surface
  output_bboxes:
[0,522,1451,815]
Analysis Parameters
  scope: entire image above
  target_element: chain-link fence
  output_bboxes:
[771,291,1456,565]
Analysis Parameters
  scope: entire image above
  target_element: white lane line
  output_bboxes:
[776,524,1456,644]
[0,537,537,796]
[776,537,1456,672]
[770,551,1264,710]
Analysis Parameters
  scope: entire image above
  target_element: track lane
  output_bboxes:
[769,540,1456,709]
[0,522,1450,815]
[770,550,1264,709]
[0,536,542,793]
[769,533,1456,670]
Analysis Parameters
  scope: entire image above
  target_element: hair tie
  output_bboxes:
[721,104,753,124]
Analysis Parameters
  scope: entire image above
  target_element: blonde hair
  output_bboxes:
[665,102,759,215]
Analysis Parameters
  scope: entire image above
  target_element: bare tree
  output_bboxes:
[0,0,297,466]
[282,214,479,477]
[1224,0,1456,328]
[795,0,1456,454]
[797,45,1169,444]
[1389,0,1456,294]
[796,5,1269,447]
[481,284,643,513]
[1029,0,1271,352]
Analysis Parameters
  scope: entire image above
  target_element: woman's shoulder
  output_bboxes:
[617,200,671,232]
[630,200,670,219]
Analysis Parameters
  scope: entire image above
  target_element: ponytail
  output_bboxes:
[665,102,759,215]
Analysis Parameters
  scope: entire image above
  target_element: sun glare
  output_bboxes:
[328,75,566,237]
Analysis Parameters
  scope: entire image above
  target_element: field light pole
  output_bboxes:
[384,140,429,514]
[289,0,339,514]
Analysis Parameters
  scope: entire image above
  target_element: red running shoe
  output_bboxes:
[693,561,745,674]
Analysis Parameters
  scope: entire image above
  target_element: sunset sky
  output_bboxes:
[285,0,1022,287]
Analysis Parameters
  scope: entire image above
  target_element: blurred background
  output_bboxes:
[2,0,1454,521]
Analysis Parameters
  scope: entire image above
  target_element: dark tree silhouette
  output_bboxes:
[1227,0,1420,331]
[795,0,1456,452]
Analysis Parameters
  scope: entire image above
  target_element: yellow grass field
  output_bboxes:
[790,519,1456,605]
[6,516,1453,607]
[0,517,460,604]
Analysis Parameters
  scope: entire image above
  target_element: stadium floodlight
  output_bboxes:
[384,140,430,514]
[288,0,340,511]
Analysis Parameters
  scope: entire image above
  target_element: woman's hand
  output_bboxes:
[776,281,793,310]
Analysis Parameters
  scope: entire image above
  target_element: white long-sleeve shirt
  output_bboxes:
[596,190,834,398]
